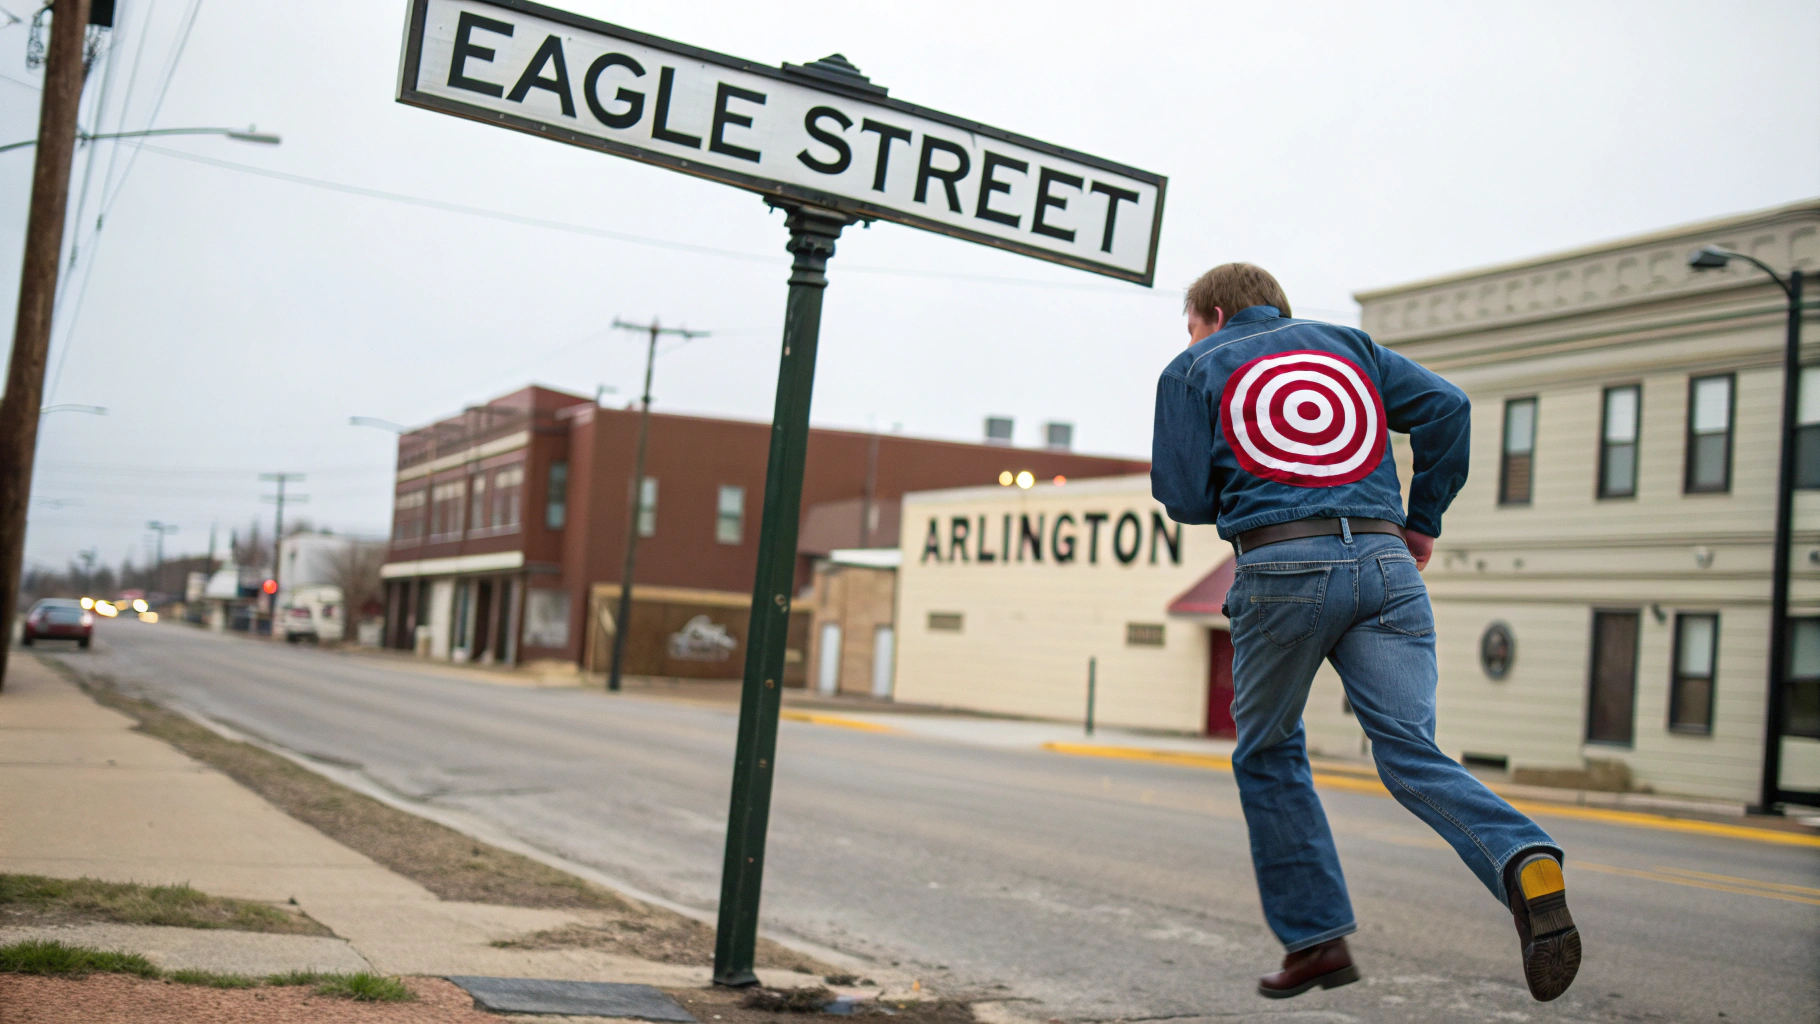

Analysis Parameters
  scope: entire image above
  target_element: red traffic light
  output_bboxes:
[262,579,278,595]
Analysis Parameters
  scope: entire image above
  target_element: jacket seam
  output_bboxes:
[1185,320,1315,374]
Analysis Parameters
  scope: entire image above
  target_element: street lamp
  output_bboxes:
[1687,245,1810,812]
[0,125,282,155]
[38,404,106,416]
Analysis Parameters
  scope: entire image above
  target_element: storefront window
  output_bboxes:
[1500,397,1536,505]
[545,461,568,529]
[638,477,658,537]
[1685,374,1733,493]
[1786,618,1820,740]
[1796,367,1820,489]
[468,473,488,533]
[717,485,744,544]
[492,464,523,529]
[1669,613,1717,735]
[1599,385,1639,499]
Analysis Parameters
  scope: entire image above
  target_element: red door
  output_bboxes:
[1207,629,1236,737]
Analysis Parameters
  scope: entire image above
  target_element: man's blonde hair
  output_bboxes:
[1184,263,1292,321]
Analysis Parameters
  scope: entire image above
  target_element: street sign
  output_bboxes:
[396,0,1166,284]
[395,0,1170,989]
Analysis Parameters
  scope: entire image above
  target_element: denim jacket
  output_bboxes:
[1151,305,1469,540]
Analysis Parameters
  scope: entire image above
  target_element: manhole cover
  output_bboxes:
[446,976,698,1020]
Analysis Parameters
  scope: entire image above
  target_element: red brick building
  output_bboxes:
[380,386,1148,679]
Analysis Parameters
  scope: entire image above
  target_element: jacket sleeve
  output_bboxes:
[1375,344,1470,538]
[1151,370,1221,525]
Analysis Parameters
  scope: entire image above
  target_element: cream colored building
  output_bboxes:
[1356,198,1820,803]
[895,476,1242,734]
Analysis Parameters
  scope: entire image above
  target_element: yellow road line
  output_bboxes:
[1575,862,1820,906]
[1649,866,1820,898]
[1043,742,1232,770]
[1041,741,1820,849]
[779,710,902,734]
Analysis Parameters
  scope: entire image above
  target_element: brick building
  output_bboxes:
[378,385,1148,681]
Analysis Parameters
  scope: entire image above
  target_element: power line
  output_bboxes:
[46,0,201,404]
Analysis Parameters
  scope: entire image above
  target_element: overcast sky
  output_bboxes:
[2,0,1816,574]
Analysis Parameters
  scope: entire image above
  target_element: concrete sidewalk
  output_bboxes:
[0,655,809,984]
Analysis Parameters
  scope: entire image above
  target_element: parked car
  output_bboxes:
[22,598,93,648]
[280,584,344,644]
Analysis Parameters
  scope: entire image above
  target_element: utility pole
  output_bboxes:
[604,317,707,692]
[0,0,92,694]
[259,473,307,636]
[146,521,179,600]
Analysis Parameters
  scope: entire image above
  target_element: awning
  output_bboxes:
[1167,559,1235,617]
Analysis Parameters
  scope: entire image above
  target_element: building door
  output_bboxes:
[817,623,842,696]
[1587,610,1640,745]
[472,581,494,662]
[1207,629,1236,738]
[871,626,895,698]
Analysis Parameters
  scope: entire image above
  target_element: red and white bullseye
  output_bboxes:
[1219,350,1387,487]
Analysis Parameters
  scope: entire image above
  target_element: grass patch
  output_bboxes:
[40,659,832,974]
[0,873,328,935]
[166,968,259,988]
[262,969,332,986]
[0,940,159,978]
[1,942,414,1000]
[312,972,416,1002]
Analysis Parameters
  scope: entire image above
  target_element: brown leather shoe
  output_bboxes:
[1257,937,1360,999]
[1507,852,1581,1001]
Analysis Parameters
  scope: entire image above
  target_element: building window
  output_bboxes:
[1586,610,1639,746]
[430,480,465,540]
[637,477,657,537]
[984,416,1014,446]
[1499,397,1536,505]
[1045,421,1074,451]
[1796,367,1820,489]
[492,464,524,530]
[1685,374,1733,493]
[1669,613,1718,735]
[545,460,568,529]
[393,488,427,545]
[927,611,963,632]
[717,485,744,545]
[1126,623,1165,647]
[1598,385,1640,499]
[468,473,487,533]
[1786,618,1820,740]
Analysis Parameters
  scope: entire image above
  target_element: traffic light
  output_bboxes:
[262,579,277,595]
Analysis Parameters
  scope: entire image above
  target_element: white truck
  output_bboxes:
[279,584,345,643]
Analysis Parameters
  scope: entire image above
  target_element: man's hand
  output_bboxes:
[1405,530,1435,571]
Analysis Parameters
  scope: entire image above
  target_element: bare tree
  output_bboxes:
[322,538,387,645]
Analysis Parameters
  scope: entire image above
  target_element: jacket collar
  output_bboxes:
[1228,305,1280,325]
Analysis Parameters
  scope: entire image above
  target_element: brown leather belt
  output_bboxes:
[1235,517,1405,556]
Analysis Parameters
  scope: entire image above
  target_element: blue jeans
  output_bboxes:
[1227,530,1560,952]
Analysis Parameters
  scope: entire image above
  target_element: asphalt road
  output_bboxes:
[37,621,1820,1024]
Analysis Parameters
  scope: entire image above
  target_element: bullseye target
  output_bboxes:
[1220,350,1387,487]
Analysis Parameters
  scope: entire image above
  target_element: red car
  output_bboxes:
[22,598,93,648]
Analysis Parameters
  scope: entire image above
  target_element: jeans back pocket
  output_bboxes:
[1239,566,1330,649]
[1377,555,1435,636]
